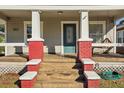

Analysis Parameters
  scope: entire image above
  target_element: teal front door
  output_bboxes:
[63,24,76,54]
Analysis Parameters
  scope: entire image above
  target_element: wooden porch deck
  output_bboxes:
[0,53,123,62]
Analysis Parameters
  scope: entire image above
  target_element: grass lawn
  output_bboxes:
[100,74,124,88]
[0,73,19,88]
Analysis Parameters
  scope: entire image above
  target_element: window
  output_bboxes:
[117,31,124,43]
[0,19,6,54]
[89,21,106,43]
[27,24,32,39]
[24,21,43,43]
[0,24,5,43]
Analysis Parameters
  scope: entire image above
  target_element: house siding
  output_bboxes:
[5,16,115,54]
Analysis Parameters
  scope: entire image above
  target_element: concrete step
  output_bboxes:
[37,71,83,81]
[44,59,76,63]
[34,81,83,88]
[40,63,82,70]
[39,67,82,73]
[39,68,83,75]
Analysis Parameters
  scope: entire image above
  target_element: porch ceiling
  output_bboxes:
[89,10,124,17]
[0,10,31,18]
[0,10,124,18]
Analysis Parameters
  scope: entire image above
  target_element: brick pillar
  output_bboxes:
[77,40,92,61]
[28,40,44,61]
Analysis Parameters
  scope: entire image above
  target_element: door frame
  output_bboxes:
[61,21,79,55]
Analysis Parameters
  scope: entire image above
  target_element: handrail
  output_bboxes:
[0,43,26,46]
[92,43,124,47]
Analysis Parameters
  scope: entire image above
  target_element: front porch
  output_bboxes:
[0,7,124,88]
[0,10,123,56]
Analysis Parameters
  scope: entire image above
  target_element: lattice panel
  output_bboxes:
[94,63,124,72]
[0,64,25,75]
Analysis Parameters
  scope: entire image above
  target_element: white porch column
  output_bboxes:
[79,11,92,40]
[28,10,44,61]
[77,11,92,60]
[30,10,43,41]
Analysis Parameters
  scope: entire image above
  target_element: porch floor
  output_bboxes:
[0,53,124,62]
[0,54,27,62]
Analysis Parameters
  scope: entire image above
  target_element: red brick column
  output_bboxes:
[77,40,92,61]
[28,41,44,61]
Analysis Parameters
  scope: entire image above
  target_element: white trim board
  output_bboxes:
[0,5,124,10]
[61,21,79,55]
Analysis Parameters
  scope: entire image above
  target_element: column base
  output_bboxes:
[77,38,92,61]
[28,39,44,61]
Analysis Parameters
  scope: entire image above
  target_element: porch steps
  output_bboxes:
[34,54,84,88]
[44,54,76,63]
[34,81,83,88]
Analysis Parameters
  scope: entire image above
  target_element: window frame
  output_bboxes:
[89,21,106,43]
[24,21,43,43]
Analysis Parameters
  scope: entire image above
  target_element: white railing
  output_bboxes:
[0,43,26,46]
[0,43,27,56]
[92,43,124,47]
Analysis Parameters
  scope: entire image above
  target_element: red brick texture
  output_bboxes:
[27,64,40,71]
[20,76,37,88]
[83,64,94,71]
[28,41,44,61]
[86,79,100,88]
[77,41,92,60]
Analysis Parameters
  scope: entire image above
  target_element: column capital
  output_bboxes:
[77,38,93,42]
[27,38,44,42]
[30,9,44,41]
[32,10,42,14]
[79,10,89,13]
